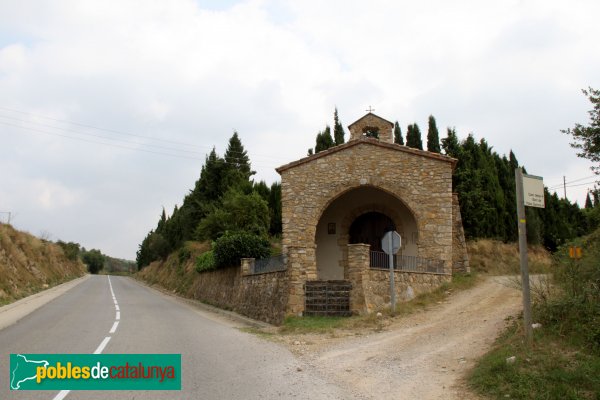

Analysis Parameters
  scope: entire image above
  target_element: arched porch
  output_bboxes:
[314,186,418,280]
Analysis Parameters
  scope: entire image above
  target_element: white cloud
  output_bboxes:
[0,0,599,258]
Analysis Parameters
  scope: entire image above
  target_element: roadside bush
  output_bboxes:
[56,240,80,261]
[534,232,600,353]
[213,232,270,268]
[195,250,216,273]
[82,249,105,275]
[178,247,191,265]
[195,190,270,241]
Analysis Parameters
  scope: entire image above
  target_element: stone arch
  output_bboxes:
[312,181,420,233]
[314,185,419,280]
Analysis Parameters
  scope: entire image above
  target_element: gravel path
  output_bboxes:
[290,276,522,399]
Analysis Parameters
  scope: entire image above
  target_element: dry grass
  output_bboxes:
[0,223,86,305]
[468,239,552,275]
[136,240,211,298]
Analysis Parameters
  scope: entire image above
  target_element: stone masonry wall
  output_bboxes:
[452,193,470,273]
[190,266,289,325]
[278,138,455,315]
[347,243,450,313]
[364,270,451,312]
[348,113,394,143]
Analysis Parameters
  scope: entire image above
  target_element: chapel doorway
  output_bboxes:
[349,212,396,252]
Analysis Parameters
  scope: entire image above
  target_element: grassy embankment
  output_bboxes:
[468,233,600,399]
[136,241,211,297]
[0,223,86,306]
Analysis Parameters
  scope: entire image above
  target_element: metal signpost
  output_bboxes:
[382,230,401,316]
[515,168,545,346]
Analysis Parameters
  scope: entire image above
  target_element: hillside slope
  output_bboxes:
[0,223,86,305]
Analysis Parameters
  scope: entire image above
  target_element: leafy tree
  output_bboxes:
[393,121,404,145]
[195,190,270,241]
[82,249,105,274]
[146,231,171,261]
[213,232,271,268]
[406,123,423,150]
[56,240,80,261]
[426,115,441,153]
[562,87,600,173]
[333,108,345,145]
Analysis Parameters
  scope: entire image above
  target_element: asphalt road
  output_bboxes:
[1,275,356,400]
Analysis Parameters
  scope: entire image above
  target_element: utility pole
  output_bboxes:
[515,168,533,346]
[563,176,567,200]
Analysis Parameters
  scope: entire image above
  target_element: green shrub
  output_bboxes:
[213,232,270,268]
[537,231,600,354]
[56,240,81,261]
[195,250,216,272]
[178,247,191,265]
[195,190,270,241]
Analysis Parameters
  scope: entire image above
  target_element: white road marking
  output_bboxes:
[109,321,119,334]
[94,336,111,354]
[54,276,120,400]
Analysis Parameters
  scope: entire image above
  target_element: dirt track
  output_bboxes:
[286,276,523,399]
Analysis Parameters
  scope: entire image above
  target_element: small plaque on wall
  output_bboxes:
[328,223,336,234]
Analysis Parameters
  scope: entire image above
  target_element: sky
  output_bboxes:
[1,0,599,260]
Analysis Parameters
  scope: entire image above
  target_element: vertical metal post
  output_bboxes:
[515,168,533,346]
[388,233,396,316]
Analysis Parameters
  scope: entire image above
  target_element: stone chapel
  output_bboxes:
[276,112,469,316]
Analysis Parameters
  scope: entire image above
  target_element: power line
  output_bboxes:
[0,106,290,161]
[564,180,598,189]
[0,114,203,156]
[547,174,597,188]
[0,105,201,148]
[547,175,598,190]
[0,120,280,169]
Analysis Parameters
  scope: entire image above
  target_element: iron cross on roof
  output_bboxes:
[366,106,375,113]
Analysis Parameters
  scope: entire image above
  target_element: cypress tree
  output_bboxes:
[441,128,461,157]
[406,123,423,150]
[585,192,593,209]
[333,108,345,145]
[315,125,334,153]
[269,182,282,235]
[224,131,254,180]
[393,121,404,145]
[426,115,441,153]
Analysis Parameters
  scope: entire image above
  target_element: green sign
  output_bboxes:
[10,354,181,390]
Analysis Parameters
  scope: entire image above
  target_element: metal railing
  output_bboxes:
[370,251,446,274]
[252,254,287,274]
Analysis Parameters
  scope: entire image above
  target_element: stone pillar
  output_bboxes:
[451,193,470,273]
[347,243,371,314]
[285,245,316,316]
[241,258,254,276]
